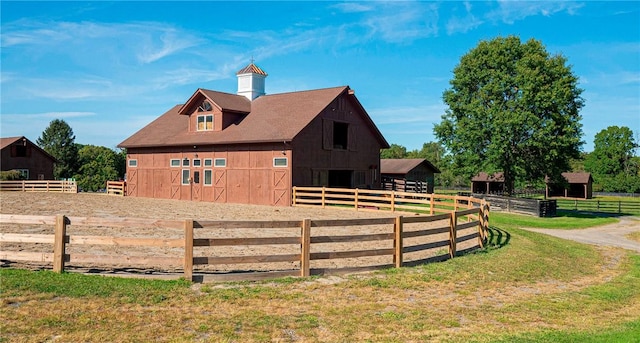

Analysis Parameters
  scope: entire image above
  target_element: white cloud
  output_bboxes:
[488,1,584,24]
[362,2,440,43]
[331,2,374,13]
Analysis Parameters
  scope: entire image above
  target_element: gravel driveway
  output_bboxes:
[523,216,640,252]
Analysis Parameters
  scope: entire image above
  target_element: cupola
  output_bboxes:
[236,62,267,101]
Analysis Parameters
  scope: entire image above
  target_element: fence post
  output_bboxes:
[430,195,435,215]
[354,188,359,210]
[183,220,194,282]
[394,216,403,268]
[597,200,600,211]
[391,190,395,212]
[53,215,67,273]
[22,181,25,192]
[619,201,622,214]
[321,187,326,209]
[449,212,457,259]
[478,204,485,249]
[301,219,311,277]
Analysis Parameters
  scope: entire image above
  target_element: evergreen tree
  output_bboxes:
[36,119,78,179]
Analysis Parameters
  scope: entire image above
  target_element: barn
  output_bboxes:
[118,63,389,206]
[0,136,56,180]
[380,159,440,193]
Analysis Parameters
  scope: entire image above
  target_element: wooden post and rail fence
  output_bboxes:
[0,180,77,193]
[0,187,489,282]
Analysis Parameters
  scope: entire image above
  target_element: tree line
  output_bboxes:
[34,119,126,192]
[384,36,639,194]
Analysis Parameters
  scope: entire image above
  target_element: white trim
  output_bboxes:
[273,157,288,167]
[196,114,213,131]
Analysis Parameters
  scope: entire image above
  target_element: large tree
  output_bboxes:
[36,119,79,179]
[584,126,639,192]
[434,36,584,194]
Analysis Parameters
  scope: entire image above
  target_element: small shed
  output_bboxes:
[380,159,440,193]
[546,172,593,199]
[0,136,56,180]
[471,172,505,194]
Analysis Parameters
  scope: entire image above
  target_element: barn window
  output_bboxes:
[193,159,201,167]
[214,158,226,167]
[204,170,212,185]
[17,169,29,179]
[198,100,212,112]
[333,122,349,150]
[182,158,189,167]
[197,115,213,131]
[15,145,27,157]
[273,157,288,167]
[204,159,213,167]
[170,159,180,167]
[193,171,200,184]
[181,169,190,185]
[128,159,137,167]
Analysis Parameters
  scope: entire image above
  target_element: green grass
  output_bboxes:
[0,269,192,304]
[490,210,618,230]
[1,212,639,342]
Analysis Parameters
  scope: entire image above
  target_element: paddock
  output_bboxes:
[0,192,488,282]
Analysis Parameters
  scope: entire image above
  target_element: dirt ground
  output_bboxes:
[1,192,468,278]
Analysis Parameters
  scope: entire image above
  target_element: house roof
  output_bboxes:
[0,136,57,162]
[471,172,505,182]
[119,86,389,149]
[178,89,251,115]
[381,159,441,174]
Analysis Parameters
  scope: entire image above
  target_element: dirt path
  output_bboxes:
[523,216,640,252]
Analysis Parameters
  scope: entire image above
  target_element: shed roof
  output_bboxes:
[471,172,505,182]
[549,172,593,184]
[119,86,388,149]
[381,159,441,174]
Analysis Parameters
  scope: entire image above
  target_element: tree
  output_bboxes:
[36,119,79,179]
[74,145,121,192]
[381,144,408,159]
[434,36,584,195]
[585,126,639,192]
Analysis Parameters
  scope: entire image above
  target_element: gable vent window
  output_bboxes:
[333,122,349,150]
[197,115,213,131]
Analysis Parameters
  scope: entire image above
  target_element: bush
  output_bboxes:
[0,170,24,180]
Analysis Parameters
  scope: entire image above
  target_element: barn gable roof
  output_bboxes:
[0,136,57,162]
[545,172,593,184]
[381,159,440,174]
[118,86,388,148]
[178,88,251,115]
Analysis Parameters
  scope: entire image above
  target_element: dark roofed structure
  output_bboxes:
[381,159,440,193]
[1,136,56,180]
[546,172,593,199]
[471,172,505,194]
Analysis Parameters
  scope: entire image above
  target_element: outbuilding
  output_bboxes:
[380,159,440,193]
[118,63,389,206]
[471,172,505,194]
[0,136,56,180]
[546,172,593,199]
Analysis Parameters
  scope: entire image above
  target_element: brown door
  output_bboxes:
[192,170,201,201]
[214,170,226,203]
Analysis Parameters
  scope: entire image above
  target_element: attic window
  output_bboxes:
[198,100,212,112]
[197,115,213,131]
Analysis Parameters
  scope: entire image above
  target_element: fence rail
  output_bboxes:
[292,186,486,215]
[556,199,640,215]
[0,200,489,282]
[382,177,428,194]
[0,180,77,193]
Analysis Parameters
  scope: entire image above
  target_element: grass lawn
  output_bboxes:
[1,212,639,342]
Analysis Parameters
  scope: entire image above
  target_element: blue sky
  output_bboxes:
[1,1,638,153]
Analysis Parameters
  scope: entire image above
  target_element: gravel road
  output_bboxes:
[523,216,640,252]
